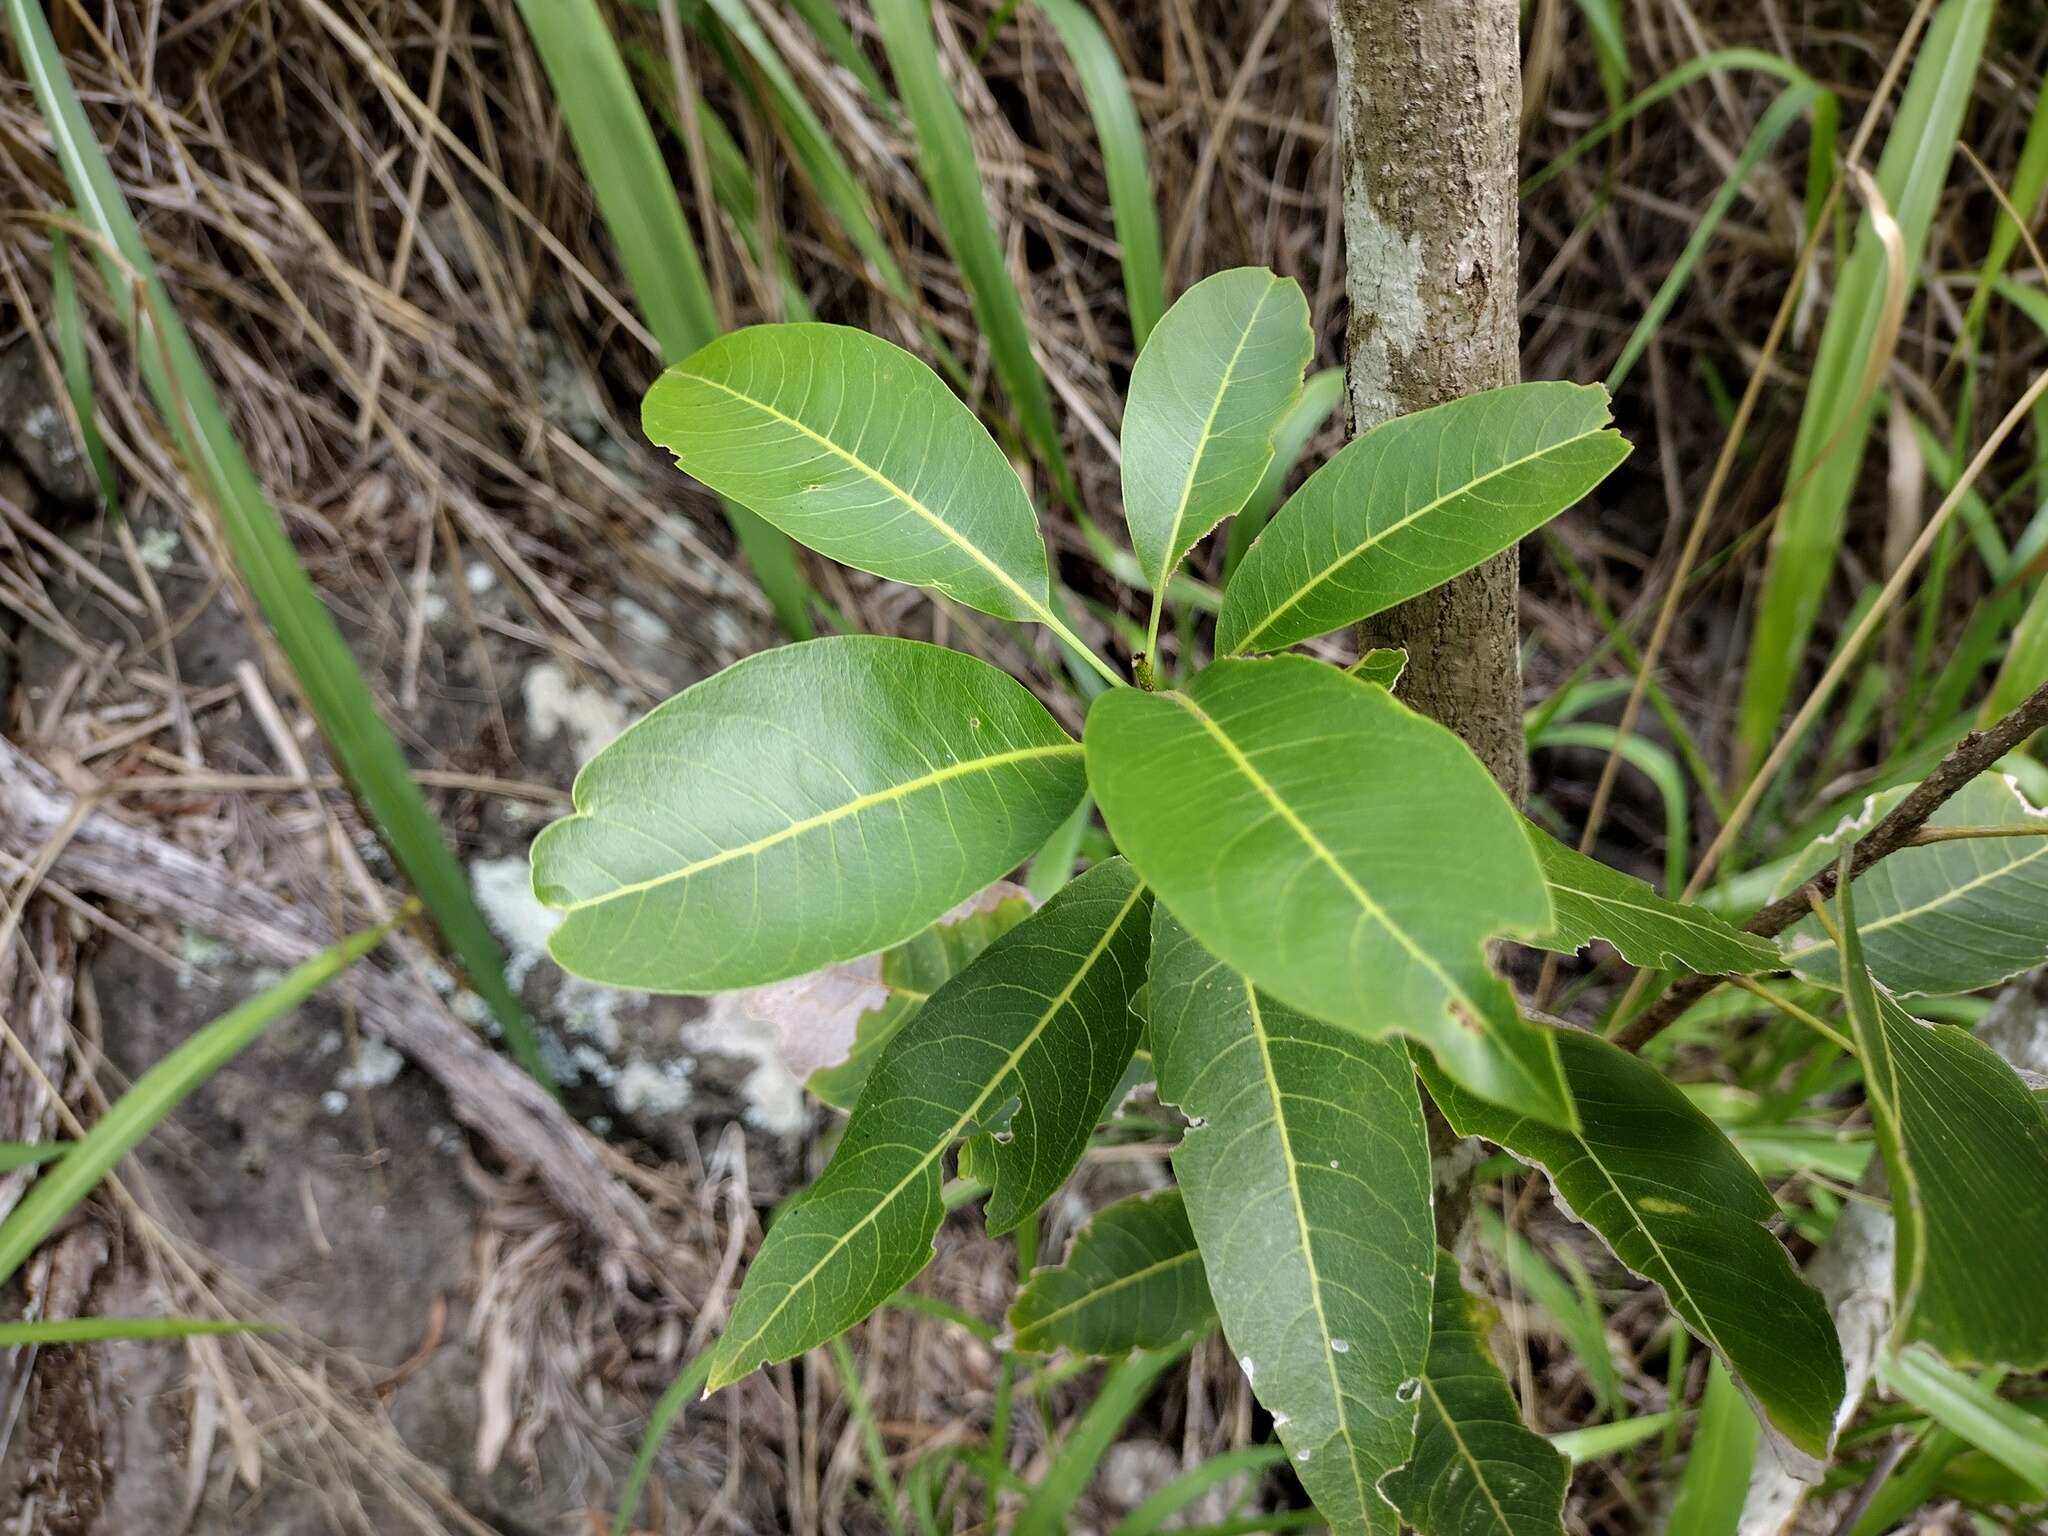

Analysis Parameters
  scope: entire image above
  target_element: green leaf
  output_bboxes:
[534,637,1086,993]
[1520,823,1782,975]
[0,919,393,1290]
[1835,867,2048,1370]
[0,1142,64,1173]
[1418,1027,1845,1470]
[1087,656,1571,1126]
[1218,383,1630,655]
[1151,912,1434,1536]
[1780,776,2048,997]
[704,860,1150,1391]
[807,888,1038,1110]
[1008,1189,1214,1354]
[1347,648,1408,691]
[1380,1253,1569,1536]
[1664,1362,1761,1536]
[644,324,1056,620]
[1879,1346,2048,1497]
[1122,268,1312,640]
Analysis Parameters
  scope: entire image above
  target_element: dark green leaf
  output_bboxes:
[1836,865,2048,1370]
[534,637,1085,993]
[1418,1027,1844,1470]
[1381,1253,1569,1536]
[1008,1189,1214,1353]
[1218,384,1629,655]
[705,860,1150,1391]
[1520,823,1781,975]
[807,888,1037,1109]
[1087,656,1570,1126]
[1152,912,1434,1535]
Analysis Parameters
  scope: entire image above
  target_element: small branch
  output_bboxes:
[1612,676,2048,1051]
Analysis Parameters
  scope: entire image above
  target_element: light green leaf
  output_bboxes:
[0,1142,64,1173]
[1664,1362,1760,1536]
[1008,1188,1214,1354]
[1520,823,1781,975]
[534,637,1085,993]
[807,888,1037,1110]
[1151,912,1434,1536]
[643,324,1052,624]
[705,860,1150,1391]
[1347,648,1408,691]
[1835,867,2048,1370]
[1087,656,1570,1126]
[1122,268,1311,637]
[1381,1253,1568,1536]
[1418,1027,1845,1470]
[1781,776,2048,997]
[1879,1345,2048,1496]
[1218,383,1630,655]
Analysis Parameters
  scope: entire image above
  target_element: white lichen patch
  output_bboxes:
[468,855,562,992]
[179,928,234,990]
[1341,184,1426,423]
[613,1057,693,1117]
[336,1038,406,1091]
[137,526,182,571]
[521,661,627,765]
[609,596,672,645]
[684,1002,807,1135]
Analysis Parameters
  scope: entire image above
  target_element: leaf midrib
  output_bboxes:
[681,369,1055,624]
[1228,423,1612,654]
[558,741,1080,911]
[1163,687,1471,1010]
[1550,876,1775,959]
[1417,1373,1516,1535]
[714,881,1146,1378]
[1244,978,1374,1520]
[1018,1242,1202,1339]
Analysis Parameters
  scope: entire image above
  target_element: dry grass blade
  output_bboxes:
[2,0,553,1090]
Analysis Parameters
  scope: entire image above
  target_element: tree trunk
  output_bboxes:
[1329,0,1525,1242]
[1328,0,1527,805]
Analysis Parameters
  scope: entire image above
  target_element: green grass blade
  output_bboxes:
[1549,1412,1673,1465]
[1033,0,1165,346]
[1606,84,1822,393]
[1530,722,1691,896]
[3,1,552,1090]
[1013,1339,1192,1536]
[0,920,393,1289]
[510,0,814,638]
[1880,1348,2048,1496]
[1959,83,2048,344]
[612,1350,714,1536]
[1665,1362,1761,1536]
[48,224,117,507]
[1735,0,1993,772]
[1108,1445,1287,1536]
[0,1317,265,1346]
[0,1143,65,1173]
[873,0,1075,504]
[784,0,892,106]
[1571,0,1629,109]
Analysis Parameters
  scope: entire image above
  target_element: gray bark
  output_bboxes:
[1328,0,1528,804]
[1329,0,1525,1246]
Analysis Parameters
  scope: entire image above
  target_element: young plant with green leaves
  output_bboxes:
[532,269,2048,1534]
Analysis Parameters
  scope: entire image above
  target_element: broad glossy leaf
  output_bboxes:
[1781,775,2048,996]
[643,324,1053,623]
[1218,383,1630,655]
[1418,1027,1844,1471]
[1122,268,1312,595]
[1008,1188,1214,1354]
[804,886,1036,1109]
[704,860,1150,1391]
[1152,912,1434,1536]
[1521,824,1781,975]
[1836,870,2048,1370]
[1087,656,1570,1126]
[1380,1253,1569,1536]
[532,638,1082,992]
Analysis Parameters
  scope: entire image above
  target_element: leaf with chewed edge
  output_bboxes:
[1417,1027,1844,1472]
[1008,1189,1214,1354]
